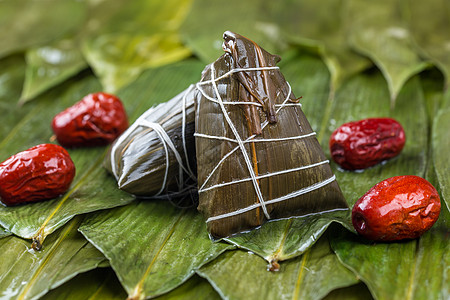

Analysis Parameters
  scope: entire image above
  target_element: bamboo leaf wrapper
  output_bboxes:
[195,32,348,238]
[104,88,197,198]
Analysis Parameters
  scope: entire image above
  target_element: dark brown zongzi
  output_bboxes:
[195,31,348,239]
[104,87,197,198]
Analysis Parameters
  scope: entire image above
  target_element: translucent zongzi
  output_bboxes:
[195,31,348,238]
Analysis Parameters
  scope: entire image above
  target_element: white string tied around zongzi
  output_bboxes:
[206,175,337,222]
[110,88,195,196]
[198,64,298,220]
[204,63,271,220]
[196,63,337,223]
[196,77,295,193]
[199,160,330,193]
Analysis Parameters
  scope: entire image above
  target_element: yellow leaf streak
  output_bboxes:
[18,218,81,300]
[127,210,186,300]
[32,152,106,249]
[406,240,420,300]
[267,218,294,265]
[292,249,310,300]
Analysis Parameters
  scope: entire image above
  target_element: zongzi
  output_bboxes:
[104,87,197,198]
[195,31,348,238]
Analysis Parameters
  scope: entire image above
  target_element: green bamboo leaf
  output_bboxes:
[331,206,450,300]
[82,0,192,92]
[20,39,87,104]
[197,236,359,300]
[83,33,191,93]
[0,227,10,238]
[180,0,286,64]
[433,90,450,210]
[345,0,429,105]
[0,217,107,300]
[420,69,446,121]
[226,209,351,265]
[405,0,450,88]
[0,0,86,59]
[274,0,372,93]
[322,73,428,206]
[0,55,28,142]
[0,60,204,248]
[278,52,331,132]
[79,201,233,300]
[44,268,128,300]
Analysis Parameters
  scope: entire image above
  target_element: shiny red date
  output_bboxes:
[329,118,405,170]
[352,175,441,241]
[0,144,76,206]
[52,92,128,147]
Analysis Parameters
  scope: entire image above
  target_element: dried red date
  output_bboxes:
[329,118,405,170]
[52,92,128,147]
[0,144,76,206]
[352,175,441,241]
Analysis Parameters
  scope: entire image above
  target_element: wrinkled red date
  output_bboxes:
[329,118,405,170]
[52,92,128,147]
[352,175,441,241]
[0,144,76,206]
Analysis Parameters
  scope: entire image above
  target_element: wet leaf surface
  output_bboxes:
[82,0,192,92]
[323,283,374,300]
[198,236,358,300]
[20,39,87,104]
[79,201,233,299]
[0,227,10,238]
[0,0,85,59]
[227,209,351,263]
[45,269,220,300]
[180,0,286,64]
[432,91,450,210]
[345,0,429,105]
[405,0,450,88]
[0,217,106,300]
[275,0,372,93]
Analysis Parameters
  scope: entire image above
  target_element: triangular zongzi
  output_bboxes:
[195,31,348,239]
